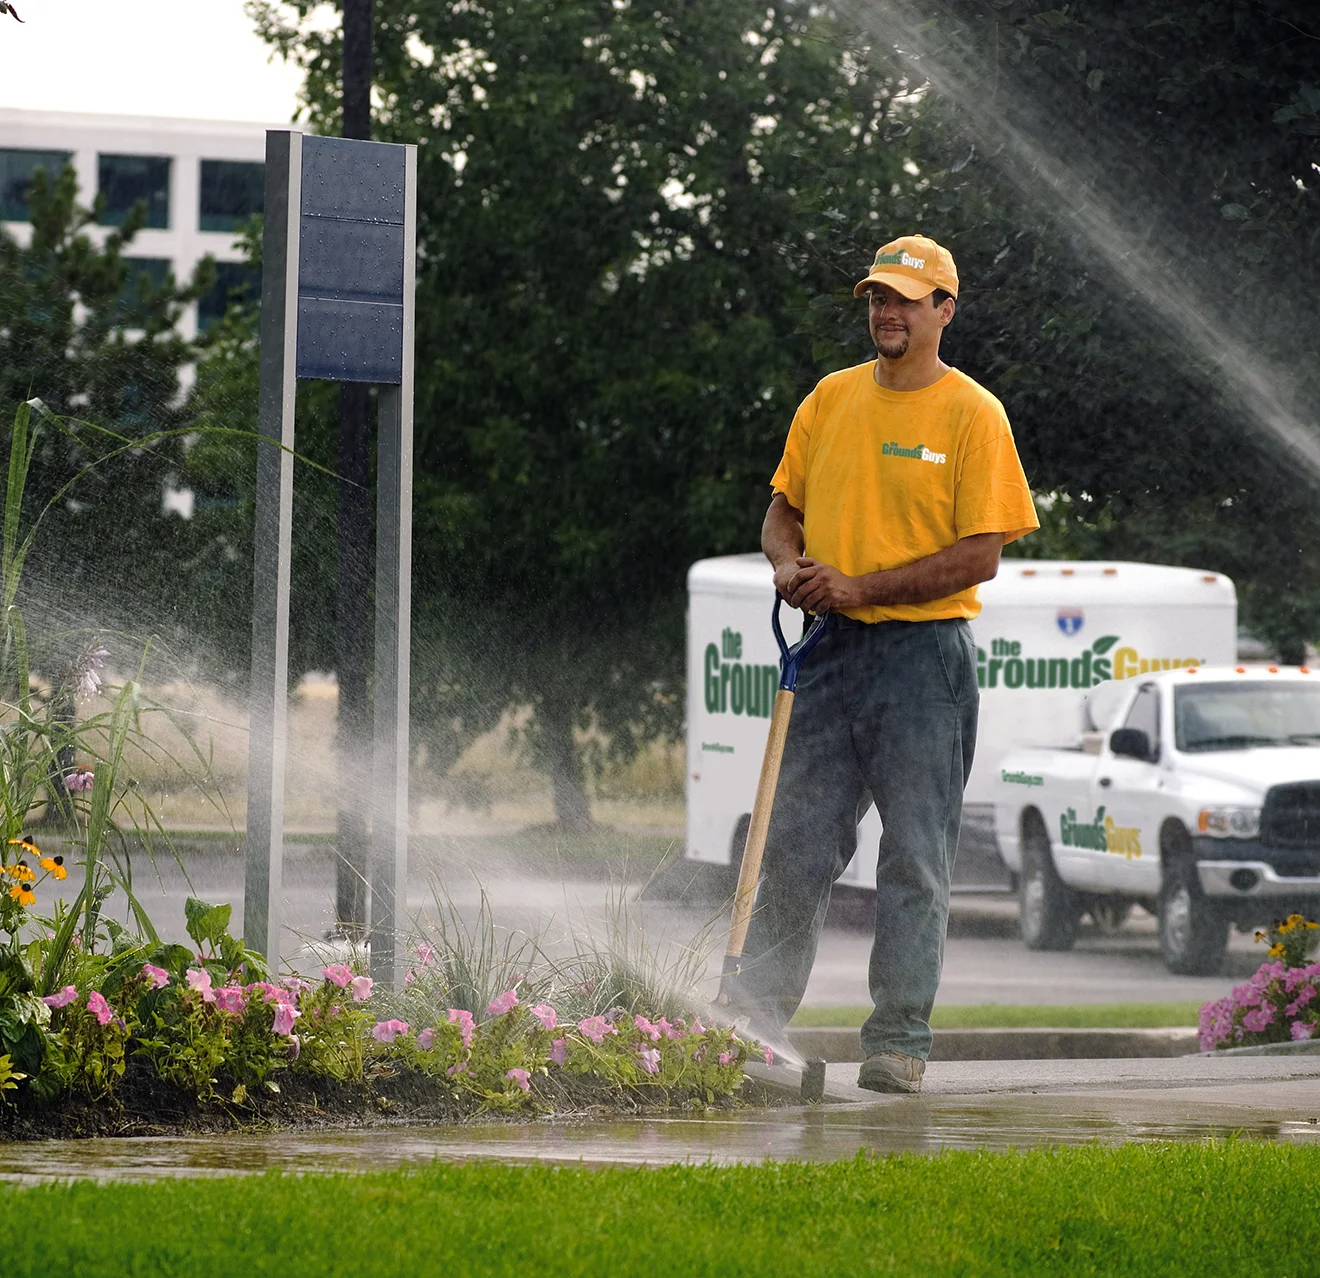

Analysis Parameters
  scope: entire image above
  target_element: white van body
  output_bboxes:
[685,556,1238,890]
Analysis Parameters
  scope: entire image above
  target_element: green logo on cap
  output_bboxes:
[873,249,928,270]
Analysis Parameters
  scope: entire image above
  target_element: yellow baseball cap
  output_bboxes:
[852,234,959,300]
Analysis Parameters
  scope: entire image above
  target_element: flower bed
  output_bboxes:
[2,877,769,1138]
[1198,915,1320,1051]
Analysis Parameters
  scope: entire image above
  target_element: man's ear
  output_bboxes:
[939,297,956,327]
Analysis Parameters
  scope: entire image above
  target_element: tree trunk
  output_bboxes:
[334,2,373,935]
[540,700,594,833]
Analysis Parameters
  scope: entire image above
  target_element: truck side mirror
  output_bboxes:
[1109,727,1153,761]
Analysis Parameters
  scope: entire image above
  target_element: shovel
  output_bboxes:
[718,596,829,1004]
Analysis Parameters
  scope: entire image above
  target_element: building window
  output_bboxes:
[119,257,172,314]
[0,148,71,222]
[198,260,260,332]
[199,160,264,233]
[98,154,171,229]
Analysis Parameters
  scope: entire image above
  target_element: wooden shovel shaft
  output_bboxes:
[725,687,795,963]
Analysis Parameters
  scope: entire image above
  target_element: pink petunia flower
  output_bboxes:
[447,1008,475,1049]
[87,990,113,1027]
[505,1067,531,1093]
[1243,1006,1276,1033]
[447,1061,468,1077]
[1291,1020,1316,1041]
[691,1016,707,1035]
[486,989,519,1018]
[530,1004,557,1031]
[763,1044,774,1067]
[578,1015,617,1044]
[657,1017,684,1040]
[141,963,170,990]
[416,941,437,966]
[350,975,374,1002]
[638,1046,661,1075]
[371,1019,409,1044]
[186,968,216,1003]
[416,1027,436,1051]
[284,977,313,996]
[549,1038,567,1066]
[718,1051,734,1066]
[272,1003,300,1036]
[43,984,78,1009]
[287,1033,301,1061]
[635,1014,661,1042]
[404,969,415,986]
[321,964,353,988]
[213,985,247,1015]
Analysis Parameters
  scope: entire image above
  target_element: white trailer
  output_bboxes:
[685,556,1238,890]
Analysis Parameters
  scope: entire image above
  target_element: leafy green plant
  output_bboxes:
[0,1052,24,1097]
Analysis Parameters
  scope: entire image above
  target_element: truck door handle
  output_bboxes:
[1099,777,1112,787]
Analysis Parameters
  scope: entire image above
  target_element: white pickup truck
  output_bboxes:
[994,666,1320,974]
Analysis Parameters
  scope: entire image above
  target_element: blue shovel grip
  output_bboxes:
[771,596,830,693]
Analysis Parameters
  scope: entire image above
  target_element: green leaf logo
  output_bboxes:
[1091,635,1120,655]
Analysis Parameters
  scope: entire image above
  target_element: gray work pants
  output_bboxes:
[735,615,978,1060]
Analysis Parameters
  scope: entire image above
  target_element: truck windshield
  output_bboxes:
[1175,683,1320,752]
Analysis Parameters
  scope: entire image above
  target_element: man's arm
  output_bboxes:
[781,530,1004,614]
[762,493,807,599]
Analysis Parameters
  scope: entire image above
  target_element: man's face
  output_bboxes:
[867,284,954,360]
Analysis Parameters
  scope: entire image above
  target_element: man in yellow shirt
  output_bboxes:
[742,234,1038,1094]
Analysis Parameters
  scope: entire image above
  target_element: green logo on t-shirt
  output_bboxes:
[882,441,947,464]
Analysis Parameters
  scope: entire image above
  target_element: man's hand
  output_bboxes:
[777,556,858,614]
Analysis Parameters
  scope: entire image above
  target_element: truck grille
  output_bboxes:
[1262,783,1320,850]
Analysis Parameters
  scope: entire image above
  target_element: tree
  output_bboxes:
[246,0,920,826]
[0,164,215,630]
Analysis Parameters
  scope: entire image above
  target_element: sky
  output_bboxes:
[1,0,305,122]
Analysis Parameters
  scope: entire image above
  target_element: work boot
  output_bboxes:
[857,1051,925,1094]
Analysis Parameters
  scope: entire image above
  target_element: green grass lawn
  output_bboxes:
[4,1143,1315,1276]
[789,1002,1203,1029]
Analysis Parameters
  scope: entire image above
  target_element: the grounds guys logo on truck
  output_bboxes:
[978,635,1204,690]
[703,628,777,718]
[1060,806,1143,860]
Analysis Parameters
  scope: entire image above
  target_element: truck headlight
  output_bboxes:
[1197,807,1261,838]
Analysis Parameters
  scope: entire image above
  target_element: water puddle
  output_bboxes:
[4,1093,1318,1184]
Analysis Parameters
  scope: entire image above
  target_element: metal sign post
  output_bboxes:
[245,131,416,985]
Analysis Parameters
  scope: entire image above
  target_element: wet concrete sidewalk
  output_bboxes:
[3,1056,1319,1184]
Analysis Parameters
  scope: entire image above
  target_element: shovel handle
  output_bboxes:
[720,599,831,986]
[772,597,829,691]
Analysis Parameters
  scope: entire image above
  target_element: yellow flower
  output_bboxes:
[7,835,40,858]
[7,882,34,907]
[9,861,34,883]
[1269,943,1287,958]
[39,856,66,881]
[1256,930,1269,943]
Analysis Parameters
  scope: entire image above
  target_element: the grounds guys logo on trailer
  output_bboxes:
[704,628,777,719]
[978,635,1204,690]
[1060,806,1143,860]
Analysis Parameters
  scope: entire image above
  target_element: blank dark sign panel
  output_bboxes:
[295,135,407,384]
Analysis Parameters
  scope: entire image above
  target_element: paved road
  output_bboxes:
[62,842,1263,1010]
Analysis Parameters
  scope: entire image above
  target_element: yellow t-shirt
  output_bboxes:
[770,362,1039,623]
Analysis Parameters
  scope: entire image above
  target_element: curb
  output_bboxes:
[1206,1038,1320,1058]
[786,1026,1200,1063]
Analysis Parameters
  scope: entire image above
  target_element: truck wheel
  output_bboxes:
[1019,814,1079,951]
[1158,843,1228,975]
